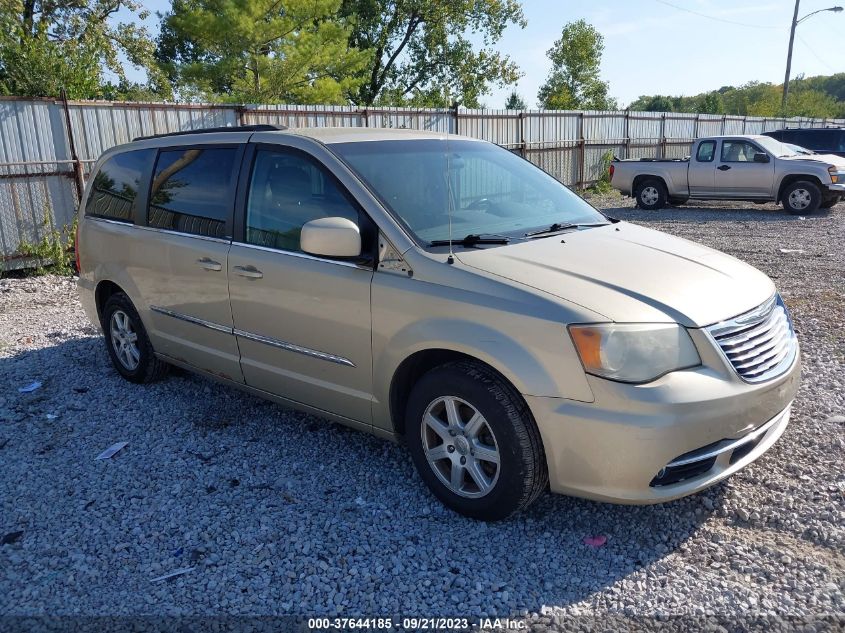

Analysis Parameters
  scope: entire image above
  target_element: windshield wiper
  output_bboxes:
[429,233,510,247]
[524,222,609,238]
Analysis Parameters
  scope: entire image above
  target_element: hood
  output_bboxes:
[455,223,775,327]
[780,153,845,169]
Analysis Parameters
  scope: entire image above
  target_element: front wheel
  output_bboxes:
[782,180,821,215]
[405,361,548,521]
[635,179,667,210]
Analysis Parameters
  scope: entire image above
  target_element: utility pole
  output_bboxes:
[782,0,801,112]
[782,2,843,112]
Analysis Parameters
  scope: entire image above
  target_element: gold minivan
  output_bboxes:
[77,125,801,520]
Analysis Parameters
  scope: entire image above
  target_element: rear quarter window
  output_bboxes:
[85,149,154,223]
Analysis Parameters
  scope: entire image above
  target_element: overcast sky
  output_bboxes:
[125,0,845,107]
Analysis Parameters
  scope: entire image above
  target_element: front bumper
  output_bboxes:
[826,183,845,194]
[526,343,800,504]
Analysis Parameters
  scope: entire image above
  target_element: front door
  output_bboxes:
[714,139,774,198]
[227,144,375,424]
[132,143,245,382]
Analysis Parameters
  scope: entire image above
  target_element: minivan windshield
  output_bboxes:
[331,139,608,245]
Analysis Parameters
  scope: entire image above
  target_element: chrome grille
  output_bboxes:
[707,294,797,383]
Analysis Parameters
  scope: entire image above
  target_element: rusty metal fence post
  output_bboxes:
[60,89,85,204]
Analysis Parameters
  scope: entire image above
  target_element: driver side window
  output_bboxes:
[245,149,359,253]
[720,141,759,163]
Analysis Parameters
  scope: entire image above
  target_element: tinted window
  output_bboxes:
[720,140,760,162]
[774,130,845,152]
[696,141,716,162]
[245,149,359,253]
[85,149,153,222]
[148,147,237,238]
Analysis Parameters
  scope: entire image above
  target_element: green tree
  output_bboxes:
[0,0,165,99]
[537,20,616,110]
[157,0,370,103]
[628,95,675,112]
[696,92,723,114]
[340,0,525,107]
[504,90,526,109]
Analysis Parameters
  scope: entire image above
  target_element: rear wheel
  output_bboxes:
[102,293,169,383]
[782,180,821,214]
[405,361,547,521]
[635,178,667,210]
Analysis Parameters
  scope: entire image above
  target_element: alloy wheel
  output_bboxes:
[420,396,501,498]
[110,310,140,371]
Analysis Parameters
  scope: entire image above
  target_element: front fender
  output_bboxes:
[371,316,595,431]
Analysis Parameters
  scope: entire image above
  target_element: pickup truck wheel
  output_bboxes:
[635,179,667,210]
[405,361,548,521]
[782,181,821,214]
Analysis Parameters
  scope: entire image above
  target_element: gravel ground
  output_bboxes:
[1,198,843,629]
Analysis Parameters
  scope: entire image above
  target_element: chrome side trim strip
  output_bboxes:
[149,307,355,367]
[87,216,133,227]
[233,328,356,367]
[149,306,233,334]
[667,405,789,468]
[135,224,232,244]
[232,242,364,269]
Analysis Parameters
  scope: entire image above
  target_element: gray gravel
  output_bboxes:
[1,198,843,627]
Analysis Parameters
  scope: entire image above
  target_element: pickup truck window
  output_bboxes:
[720,141,760,163]
[696,141,716,162]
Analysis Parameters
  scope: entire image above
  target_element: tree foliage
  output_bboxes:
[156,0,369,103]
[0,0,165,99]
[339,0,525,107]
[537,20,615,111]
[504,90,526,109]
[628,74,845,119]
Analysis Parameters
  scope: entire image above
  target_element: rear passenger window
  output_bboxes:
[148,147,237,238]
[244,149,359,253]
[85,149,153,223]
[696,141,716,162]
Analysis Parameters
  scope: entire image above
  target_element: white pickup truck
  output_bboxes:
[610,134,845,214]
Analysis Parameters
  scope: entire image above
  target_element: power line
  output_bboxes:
[653,0,783,29]
[796,34,838,72]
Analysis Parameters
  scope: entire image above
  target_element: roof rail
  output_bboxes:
[133,124,287,142]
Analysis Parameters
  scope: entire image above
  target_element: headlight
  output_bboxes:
[569,323,701,383]
[828,166,841,183]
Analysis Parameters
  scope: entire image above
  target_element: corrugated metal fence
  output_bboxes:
[1,94,842,266]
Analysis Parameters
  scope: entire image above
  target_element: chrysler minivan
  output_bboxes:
[76,125,800,520]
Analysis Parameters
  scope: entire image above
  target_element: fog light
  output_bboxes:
[656,467,667,480]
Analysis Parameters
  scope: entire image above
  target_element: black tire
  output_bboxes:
[635,178,668,210]
[781,180,822,215]
[102,293,169,384]
[405,361,548,521]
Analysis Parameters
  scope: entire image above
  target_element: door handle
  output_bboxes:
[717,165,731,171]
[233,265,264,279]
[196,257,222,271]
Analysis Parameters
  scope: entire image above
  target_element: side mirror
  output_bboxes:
[300,217,361,258]
[753,152,770,163]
